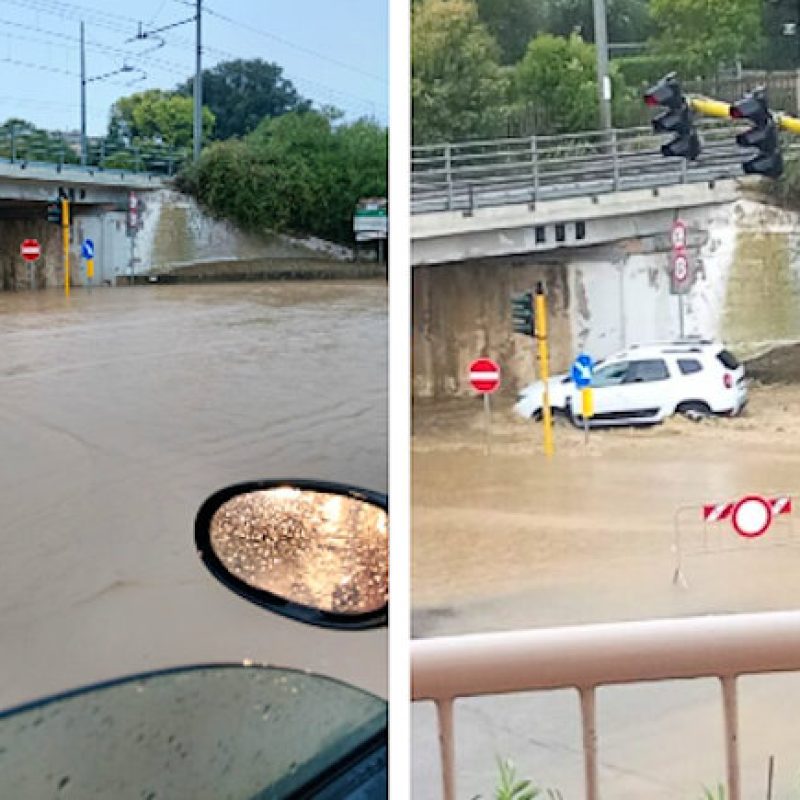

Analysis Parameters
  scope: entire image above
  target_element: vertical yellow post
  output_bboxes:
[535,285,554,457]
[61,198,70,297]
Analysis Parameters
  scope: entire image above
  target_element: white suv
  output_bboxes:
[514,341,747,426]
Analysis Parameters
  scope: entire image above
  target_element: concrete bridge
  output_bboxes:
[411,124,800,398]
[0,160,168,290]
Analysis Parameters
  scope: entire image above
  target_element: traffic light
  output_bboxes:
[46,201,61,225]
[511,292,535,337]
[644,73,701,160]
[729,88,783,178]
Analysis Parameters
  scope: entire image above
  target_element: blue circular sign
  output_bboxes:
[81,238,95,260]
[570,353,594,388]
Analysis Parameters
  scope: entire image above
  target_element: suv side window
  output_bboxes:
[592,362,629,387]
[678,358,702,375]
[625,359,669,383]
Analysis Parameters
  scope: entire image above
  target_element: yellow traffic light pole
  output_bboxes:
[689,96,800,135]
[534,286,554,457]
[61,198,70,298]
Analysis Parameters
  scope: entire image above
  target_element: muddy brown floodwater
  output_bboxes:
[413,382,800,800]
[0,282,387,707]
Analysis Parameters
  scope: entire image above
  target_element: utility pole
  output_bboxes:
[193,0,202,162]
[592,0,612,131]
[80,20,87,165]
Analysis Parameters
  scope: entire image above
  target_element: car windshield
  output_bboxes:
[0,664,386,799]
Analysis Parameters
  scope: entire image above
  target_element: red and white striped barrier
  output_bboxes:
[672,492,797,585]
[703,495,792,538]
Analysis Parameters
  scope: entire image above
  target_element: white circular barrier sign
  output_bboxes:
[732,495,773,538]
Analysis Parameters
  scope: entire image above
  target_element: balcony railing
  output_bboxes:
[412,609,800,800]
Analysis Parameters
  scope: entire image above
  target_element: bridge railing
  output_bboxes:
[412,121,800,214]
[0,126,188,177]
[412,610,800,800]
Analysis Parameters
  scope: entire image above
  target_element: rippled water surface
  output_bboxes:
[0,283,387,705]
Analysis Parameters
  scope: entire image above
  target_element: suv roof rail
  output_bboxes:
[628,338,716,349]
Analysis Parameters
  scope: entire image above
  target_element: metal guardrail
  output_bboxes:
[411,121,800,215]
[0,127,187,177]
[412,610,800,800]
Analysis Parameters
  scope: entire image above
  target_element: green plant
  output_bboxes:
[699,784,725,800]
[496,759,540,800]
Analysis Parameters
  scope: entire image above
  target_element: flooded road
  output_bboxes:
[0,282,387,706]
[413,386,800,799]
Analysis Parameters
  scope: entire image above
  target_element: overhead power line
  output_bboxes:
[204,5,387,85]
[0,18,193,76]
[0,0,385,119]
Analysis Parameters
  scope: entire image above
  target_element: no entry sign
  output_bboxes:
[20,239,41,262]
[469,358,500,394]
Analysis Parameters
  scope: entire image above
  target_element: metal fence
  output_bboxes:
[412,610,800,800]
[0,126,188,176]
[411,120,800,215]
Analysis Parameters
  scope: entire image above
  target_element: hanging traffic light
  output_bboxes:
[643,73,701,160]
[729,88,783,178]
[511,292,535,337]
[46,201,62,224]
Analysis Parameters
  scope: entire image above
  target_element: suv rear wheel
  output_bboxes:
[676,400,711,422]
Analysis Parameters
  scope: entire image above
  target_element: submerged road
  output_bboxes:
[413,392,800,799]
[0,282,387,704]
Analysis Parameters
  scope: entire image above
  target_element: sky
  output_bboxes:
[0,0,388,135]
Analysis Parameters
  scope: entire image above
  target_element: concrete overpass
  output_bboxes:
[409,119,797,266]
[411,124,800,398]
[0,161,167,289]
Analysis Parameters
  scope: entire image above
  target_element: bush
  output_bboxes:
[185,111,387,245]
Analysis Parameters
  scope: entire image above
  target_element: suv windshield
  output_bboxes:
[0,665,387,799]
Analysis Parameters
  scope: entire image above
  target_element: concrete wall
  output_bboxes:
[413,258,572,397]
[413,195,800,398]
[0,189,354,290]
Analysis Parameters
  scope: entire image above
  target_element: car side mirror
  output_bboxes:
[195,480,388,630]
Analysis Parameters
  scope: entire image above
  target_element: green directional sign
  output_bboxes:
[354,197,388,241]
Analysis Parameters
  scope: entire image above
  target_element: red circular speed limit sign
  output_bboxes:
[671,219,687,250]
[469,358,501,393]
[673,250,689,283]
[20,239,41,262]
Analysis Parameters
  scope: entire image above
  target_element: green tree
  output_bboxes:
[476,0,654,64]
[108,89,215,150]
[511,33,633,133]
[476,0,546,64]
[185,110,387,244]
[649,0,762,76]
[412,0,509,143]
[176,59,311,141]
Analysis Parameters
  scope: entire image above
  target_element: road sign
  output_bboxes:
[731,495,773,538]
[81,238,95,259]
[671,219,687,249]
[128,191,139,235]
[469,358,500,394]
[703,494,792,537]
[20,239,41,262]
[570,354,594,388]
